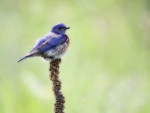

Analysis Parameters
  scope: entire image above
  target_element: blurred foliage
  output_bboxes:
[0,0,150,113]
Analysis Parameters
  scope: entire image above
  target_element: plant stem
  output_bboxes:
[49,59,65,113]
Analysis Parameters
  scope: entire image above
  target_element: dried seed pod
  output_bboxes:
[49,59,65,113]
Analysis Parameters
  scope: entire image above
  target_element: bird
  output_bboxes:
[17,23,70,62]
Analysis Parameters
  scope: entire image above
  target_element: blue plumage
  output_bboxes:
[17,23,70,62]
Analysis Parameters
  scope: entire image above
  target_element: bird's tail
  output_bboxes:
[17,54,33,62]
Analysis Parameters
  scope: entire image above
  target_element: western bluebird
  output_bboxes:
[17,23,70,62]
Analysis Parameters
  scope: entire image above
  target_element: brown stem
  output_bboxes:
[49,59,65,113]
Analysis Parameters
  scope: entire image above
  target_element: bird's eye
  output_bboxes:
[58,27,62,30]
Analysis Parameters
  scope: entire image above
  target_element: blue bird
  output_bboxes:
[17,23,70,62]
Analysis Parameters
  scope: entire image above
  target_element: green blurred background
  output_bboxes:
[0,0,150,113]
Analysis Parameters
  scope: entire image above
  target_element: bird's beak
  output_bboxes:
[65,27,70,30]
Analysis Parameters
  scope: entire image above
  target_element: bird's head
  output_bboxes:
[51,23,70,34]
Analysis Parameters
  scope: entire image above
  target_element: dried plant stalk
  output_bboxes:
[49,59,65,113]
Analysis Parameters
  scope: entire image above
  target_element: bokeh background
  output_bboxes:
[0,0,150,113]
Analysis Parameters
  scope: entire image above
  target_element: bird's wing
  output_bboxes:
[17,34,68,62]
[31,34,50,52]
[30,34,67,54]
